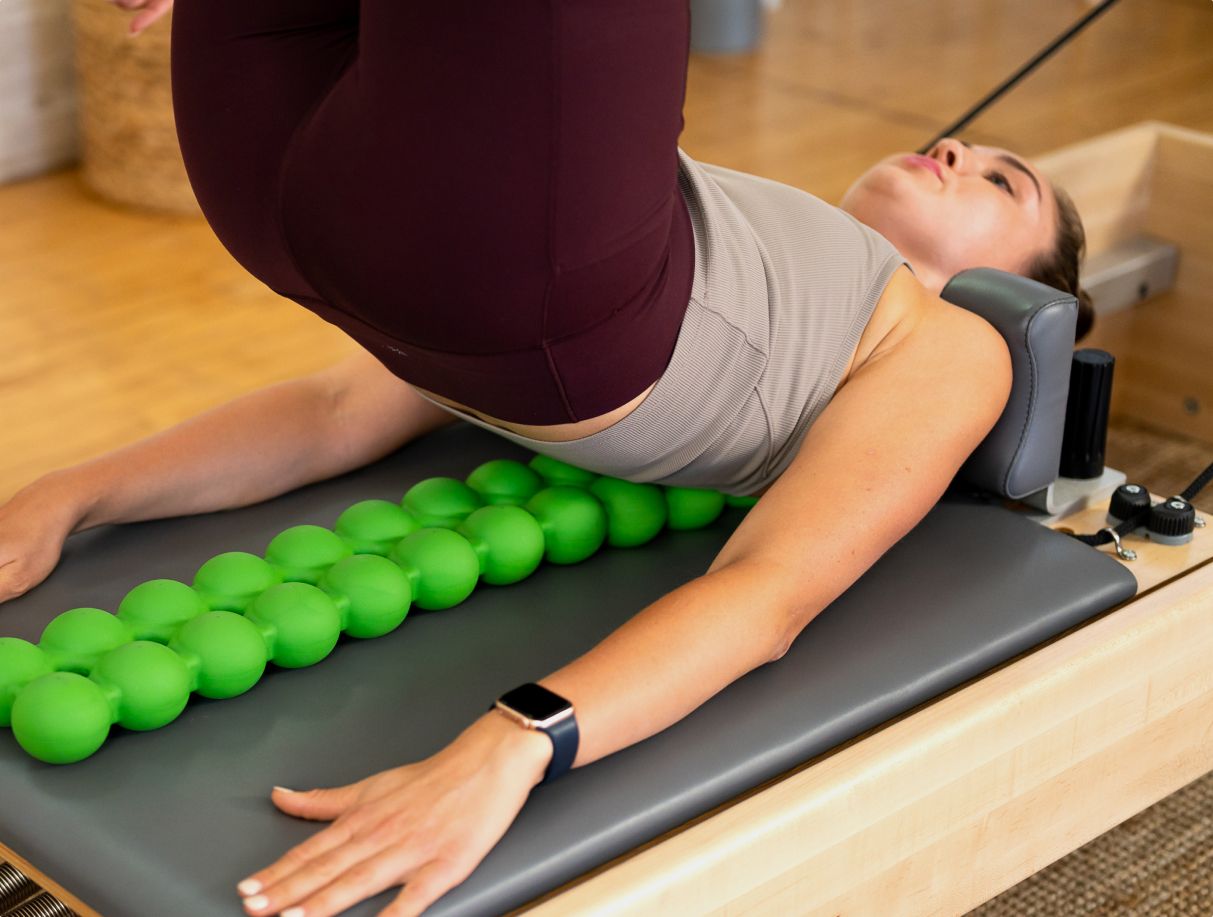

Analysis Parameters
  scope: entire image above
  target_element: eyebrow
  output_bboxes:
[960,140,1043,205]
[997,153,1042,205]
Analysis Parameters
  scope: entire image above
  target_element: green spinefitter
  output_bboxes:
[0,455,756,765]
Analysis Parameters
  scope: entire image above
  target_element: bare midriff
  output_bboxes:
[413,264,927,499]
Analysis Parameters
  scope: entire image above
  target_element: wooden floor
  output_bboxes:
[3,0,1213,504]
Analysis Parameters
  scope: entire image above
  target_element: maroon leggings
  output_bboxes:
[170,1,696,425]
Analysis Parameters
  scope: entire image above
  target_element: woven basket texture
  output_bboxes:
[69,0,199,214]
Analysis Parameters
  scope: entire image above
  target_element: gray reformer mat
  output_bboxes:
[0,421,1138,917]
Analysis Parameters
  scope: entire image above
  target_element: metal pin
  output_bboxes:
[1099,527,1137,561]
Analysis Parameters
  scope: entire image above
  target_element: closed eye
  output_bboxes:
[987,170,1014,196]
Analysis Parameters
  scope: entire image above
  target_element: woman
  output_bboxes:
[0,2,1089,915]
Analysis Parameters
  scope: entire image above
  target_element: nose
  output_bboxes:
[930,138,967,172]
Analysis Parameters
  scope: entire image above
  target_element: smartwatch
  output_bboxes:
[491,682,579,785]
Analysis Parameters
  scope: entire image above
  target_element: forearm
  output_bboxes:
[478,560,793,777]
[42,375,351,533]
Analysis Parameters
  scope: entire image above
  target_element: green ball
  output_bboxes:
[456,505,546,585]
[525,486,609,564]
[465,459,545,507]
[318,554,412,639]
[529,455,599,488]
[724,493,760,509]
[265,525,353,585]
[0,638,53,727]
[401,477,483,529]
[588,477,668,548]
[245,583,342,668]
[390,527,481,610]
[664,487,727,530]
[38,608,135,675]
[334,499,420,555]
[90,641,192,731]
[169,611,268,699]
[11,672,113,764]
[116,578,210,643]
[193,552,283,613]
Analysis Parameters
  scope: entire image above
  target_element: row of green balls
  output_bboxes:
[0,455,757,764]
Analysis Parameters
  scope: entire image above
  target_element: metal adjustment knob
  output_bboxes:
[1147,496,1196,545]
[1106,483,1151,531]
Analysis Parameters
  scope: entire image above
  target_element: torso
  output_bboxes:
[412,264,930,497]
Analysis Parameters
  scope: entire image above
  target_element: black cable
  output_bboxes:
[917,0,1125,155]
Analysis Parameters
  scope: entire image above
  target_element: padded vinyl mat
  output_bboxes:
[0,422,1139,916]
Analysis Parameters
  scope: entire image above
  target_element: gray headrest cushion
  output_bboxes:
[939,268,1078,499]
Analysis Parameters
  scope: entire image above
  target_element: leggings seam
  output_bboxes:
[273,47,359,303]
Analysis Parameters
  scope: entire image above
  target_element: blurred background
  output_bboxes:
[1,1,1211,910]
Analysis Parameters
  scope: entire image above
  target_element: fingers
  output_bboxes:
[247,846,426,917]
[239,781,373,897]
[128,0,174,36]
[380,860,470,917]
[272,783,364,821]
[238,819,355,902]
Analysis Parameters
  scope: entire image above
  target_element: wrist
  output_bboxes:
[468,709,554,789]
[21,469,97,536]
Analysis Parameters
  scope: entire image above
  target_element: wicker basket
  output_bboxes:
[69,0,200,214]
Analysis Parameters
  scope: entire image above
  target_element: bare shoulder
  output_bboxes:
[857,266,1009,372]
[840,265,936,386]
[747,270,1011,500]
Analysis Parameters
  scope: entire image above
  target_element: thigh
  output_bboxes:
[279,0,694,352]
[169,0,359,300]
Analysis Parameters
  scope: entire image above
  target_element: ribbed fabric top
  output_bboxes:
[412,148,910,496]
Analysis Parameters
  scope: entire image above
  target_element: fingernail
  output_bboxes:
[236,879,261,896]
[273,785,296,794]
[282,908,306,917]
[244,894,268,911]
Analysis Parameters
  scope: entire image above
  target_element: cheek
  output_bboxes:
[935,196,1027,272]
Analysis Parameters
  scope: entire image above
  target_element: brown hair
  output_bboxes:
[1023,180,1095,343]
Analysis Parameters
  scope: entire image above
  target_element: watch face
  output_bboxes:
[499,683,572,721]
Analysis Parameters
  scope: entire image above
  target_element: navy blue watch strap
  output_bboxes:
[539,710,579,785]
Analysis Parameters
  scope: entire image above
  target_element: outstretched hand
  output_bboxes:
[0,477,87,606]
[237,712,552,917]
[107,0,174,38]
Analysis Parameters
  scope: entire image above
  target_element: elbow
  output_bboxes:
[741,559,808,664]
[705,560,804,665]
[769,629,795,663]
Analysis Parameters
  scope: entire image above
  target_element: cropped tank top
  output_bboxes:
[411,147,911,497]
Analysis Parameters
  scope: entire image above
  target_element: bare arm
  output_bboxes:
[0,345,459,605]
[531,297,1013,769]
[234,294,1015,916]
[46,347,458,534]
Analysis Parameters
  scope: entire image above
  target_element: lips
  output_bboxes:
[902,154,943,182]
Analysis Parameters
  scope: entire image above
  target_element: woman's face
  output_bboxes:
[839,138,1058,295]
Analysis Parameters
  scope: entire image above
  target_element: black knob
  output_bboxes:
[1148,497,1196,545]
[1059,349,1115,480]
[1107,483,1151,527]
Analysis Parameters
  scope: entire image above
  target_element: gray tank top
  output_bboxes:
[412,147,910,497]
